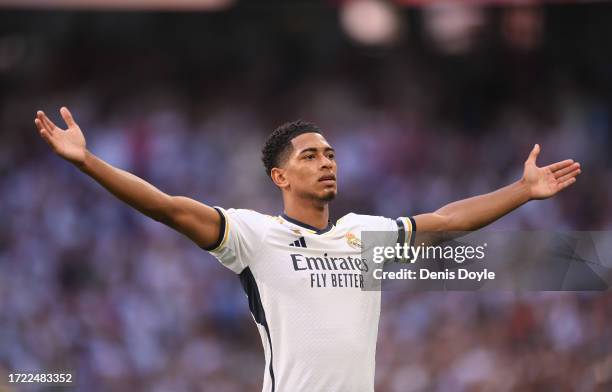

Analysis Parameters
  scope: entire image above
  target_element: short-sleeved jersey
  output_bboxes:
[207,208,415,392]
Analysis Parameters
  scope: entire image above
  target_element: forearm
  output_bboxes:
[77,150,173,222]
[436,179,531,231]
[35,108,222,247]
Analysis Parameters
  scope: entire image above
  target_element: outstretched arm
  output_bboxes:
[414,144,581,234]
[35,107,221,249]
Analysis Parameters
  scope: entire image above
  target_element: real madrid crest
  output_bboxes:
[345,232,362,249]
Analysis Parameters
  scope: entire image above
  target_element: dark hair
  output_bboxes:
[261,120,322,176]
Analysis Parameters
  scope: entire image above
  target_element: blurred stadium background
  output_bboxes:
[1,0,612,391]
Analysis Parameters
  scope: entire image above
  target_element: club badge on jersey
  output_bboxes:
[345,232,362,249]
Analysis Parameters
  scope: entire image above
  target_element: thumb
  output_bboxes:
[60,106,77,127]
[526,143,540,165]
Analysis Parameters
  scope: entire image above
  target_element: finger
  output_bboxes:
[558,177,577,191]
[38,110,60,133]
[547,159,574,173]
[526,144,540,164]
[36,111,52,134]
[553,162,580,179]
[34,118,44,132]
[38,127,55,148]
[35,117,55,138]
[60,106,76,127]
[557,168,581,183]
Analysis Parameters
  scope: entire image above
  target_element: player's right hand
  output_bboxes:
[35,107,87,166]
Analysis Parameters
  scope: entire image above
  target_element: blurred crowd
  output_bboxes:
[1,3,612,391]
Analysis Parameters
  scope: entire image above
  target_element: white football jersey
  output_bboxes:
[207,208,415,392]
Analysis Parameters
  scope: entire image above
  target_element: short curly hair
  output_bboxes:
[261,120,322,176]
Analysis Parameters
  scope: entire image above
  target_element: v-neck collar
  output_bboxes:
[281,213,334,235]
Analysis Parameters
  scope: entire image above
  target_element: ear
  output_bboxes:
[271,167,289,189]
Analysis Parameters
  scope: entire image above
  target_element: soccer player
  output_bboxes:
[34,107,581,392]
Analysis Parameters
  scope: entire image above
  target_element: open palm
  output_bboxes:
[35,107,86,165]
[523,144,581,200]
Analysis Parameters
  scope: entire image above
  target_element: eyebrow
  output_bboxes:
[298,147,335,155]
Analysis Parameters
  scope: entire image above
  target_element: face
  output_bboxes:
[273,132,338,202]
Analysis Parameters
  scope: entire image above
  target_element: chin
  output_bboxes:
[319,190,337,202]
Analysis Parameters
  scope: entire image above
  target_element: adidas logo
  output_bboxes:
[289,237,307,248]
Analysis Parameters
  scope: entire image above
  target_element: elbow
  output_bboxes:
[143,195,176,225]
[151,212,172,225]
[143,207,170,225]
[431,211,464,232]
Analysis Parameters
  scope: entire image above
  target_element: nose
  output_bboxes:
[321,155,334,169]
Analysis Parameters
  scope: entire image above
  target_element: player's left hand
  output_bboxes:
[522,144,581,200]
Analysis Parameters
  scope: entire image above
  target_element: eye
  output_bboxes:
[305,154,315,160]
[327,153,335,160]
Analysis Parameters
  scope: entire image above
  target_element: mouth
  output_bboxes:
[318,174,336,183]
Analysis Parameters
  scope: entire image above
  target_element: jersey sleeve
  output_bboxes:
[204,207,269,274]
[395,216,417,247]
[346,213,416,264]
[341,212,417,247]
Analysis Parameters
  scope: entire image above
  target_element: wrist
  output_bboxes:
[75,150,92,172]
[517,177,533,202]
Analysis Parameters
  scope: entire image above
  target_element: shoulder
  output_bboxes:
[336,212,397,231]
[208,207,275,260]
[217,207,277,229]
[219,207,269,219]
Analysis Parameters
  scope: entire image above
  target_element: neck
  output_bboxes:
[283,195,330,230]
